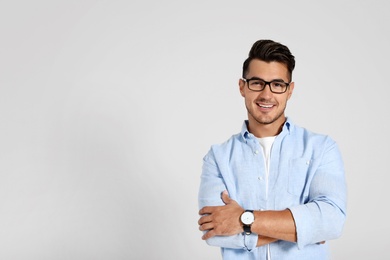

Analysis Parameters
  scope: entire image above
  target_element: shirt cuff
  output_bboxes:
[288,205,312,250]
[244,233,258,251]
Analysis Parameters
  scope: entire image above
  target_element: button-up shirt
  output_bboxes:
[198,119,347,260]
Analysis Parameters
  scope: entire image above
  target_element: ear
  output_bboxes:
[239,79,245,97]
[287,82,295,100]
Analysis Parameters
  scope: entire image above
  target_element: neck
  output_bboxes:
[247,116,286,138]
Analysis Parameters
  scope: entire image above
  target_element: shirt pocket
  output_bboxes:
[288,158,312,196]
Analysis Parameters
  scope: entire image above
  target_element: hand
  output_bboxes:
[198,190,244,240]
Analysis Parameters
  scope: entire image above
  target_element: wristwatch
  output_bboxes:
[240,210,255,235]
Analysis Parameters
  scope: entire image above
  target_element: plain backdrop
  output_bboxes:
[0,1,389,259]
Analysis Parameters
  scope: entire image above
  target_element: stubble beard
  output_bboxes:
[246,102,286,125]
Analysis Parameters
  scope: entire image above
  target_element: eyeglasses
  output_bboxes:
[242,77,290,94]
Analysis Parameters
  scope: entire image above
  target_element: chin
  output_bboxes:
[257,118,276,125]
[253,112,284,125]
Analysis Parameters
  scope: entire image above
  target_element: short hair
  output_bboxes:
[242,39,295,81]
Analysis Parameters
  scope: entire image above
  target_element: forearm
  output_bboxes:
[252,209,296,243]
[257,235,278,247]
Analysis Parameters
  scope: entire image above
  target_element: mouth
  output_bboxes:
[258,104,273,108]
[256,102,275,109]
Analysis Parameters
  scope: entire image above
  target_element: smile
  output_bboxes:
[257,103,274,108]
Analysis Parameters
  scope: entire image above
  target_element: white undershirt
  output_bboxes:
[258,136,276,260]
[258,137,276,199]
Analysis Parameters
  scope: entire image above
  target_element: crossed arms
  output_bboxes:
[198,140,347,250]
[198,190,296,247]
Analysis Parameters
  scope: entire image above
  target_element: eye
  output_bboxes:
[250,80,264,86]
[271,81,286,88]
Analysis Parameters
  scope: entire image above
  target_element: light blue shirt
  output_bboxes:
[198,119,347,260]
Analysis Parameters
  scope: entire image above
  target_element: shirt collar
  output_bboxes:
[240,117,293,141]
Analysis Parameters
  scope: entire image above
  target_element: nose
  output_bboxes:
[259,83,273,98]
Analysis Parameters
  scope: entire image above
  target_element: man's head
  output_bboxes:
[242,40,295,81]
[239,40,295,137]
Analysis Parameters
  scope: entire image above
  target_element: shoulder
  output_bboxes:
[208,121,248,153]
[203,132,243,161]
[289,123,338,153]
[292,122,334,141]
[210,132,243,152]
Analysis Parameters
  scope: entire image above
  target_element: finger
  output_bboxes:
[199,206,215,215]
[202,229,216,240]
[199,222,214,231]
[198,215,212,225]
[221,190,232,204]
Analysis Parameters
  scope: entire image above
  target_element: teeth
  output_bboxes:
[259,104,272,108]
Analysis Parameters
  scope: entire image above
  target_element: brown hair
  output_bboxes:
[242,39,295,81]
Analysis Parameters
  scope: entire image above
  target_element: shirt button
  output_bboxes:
[306,160,310,165]
[258,176,263,181]
[254,150,259,155]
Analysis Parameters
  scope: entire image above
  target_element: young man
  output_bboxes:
[198,39,347,259]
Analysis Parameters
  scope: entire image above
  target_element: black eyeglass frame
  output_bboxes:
[241,77,291,94]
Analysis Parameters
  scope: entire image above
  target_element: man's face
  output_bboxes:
[239,59,294,127]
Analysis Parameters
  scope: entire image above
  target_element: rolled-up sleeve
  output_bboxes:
[289,139,347,249]
[198,148,257,251]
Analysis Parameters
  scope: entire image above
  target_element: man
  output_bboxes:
[198,39,347,259]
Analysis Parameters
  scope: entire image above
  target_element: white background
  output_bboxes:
[0,1,389,259]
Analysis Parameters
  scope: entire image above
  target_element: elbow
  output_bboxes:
[320,208,346,242]
[332,203,347,237]
[203,235,227,248]
[328,214,346,239]
[205,237,219,247]
[294,202,347,249]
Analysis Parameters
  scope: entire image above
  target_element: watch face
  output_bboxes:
[241,211,254,225]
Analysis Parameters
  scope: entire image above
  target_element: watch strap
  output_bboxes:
[243,224,252,235]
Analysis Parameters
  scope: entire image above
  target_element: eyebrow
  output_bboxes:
[246,76,287,82]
